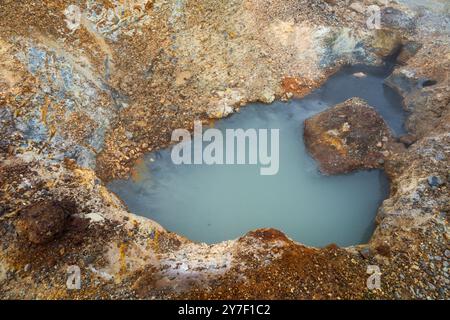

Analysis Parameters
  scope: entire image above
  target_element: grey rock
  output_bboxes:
[427,176,443,188]
[83,255,96,266]
[444,250,450,258]
[397,41,422,64]
[381,7,416,31]
[435,152,445,161]
[384,70,417,96]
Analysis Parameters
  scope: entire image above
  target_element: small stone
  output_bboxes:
[15,200,68,244]
[399,134,417,147]
[167,105,178,112]
[353,72,367,78]
[24,264,31,272]
[350,2,365,14]
[359,247,371,259]
[261,91,275,104]
[444,250,450,258]
[411,191,421,202]
[125,131,133,139]
[175,71,192,86]
[435,152,445,161]
[427,176,443,188]
[342,122,350,132]
[83,255,96,266]
[376,243,391,257]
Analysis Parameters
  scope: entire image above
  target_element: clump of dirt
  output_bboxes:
[15,200,75,244]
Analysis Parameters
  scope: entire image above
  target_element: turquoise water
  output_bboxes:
[109,65,405,247]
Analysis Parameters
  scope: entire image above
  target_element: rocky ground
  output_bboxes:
[0,0,449,299]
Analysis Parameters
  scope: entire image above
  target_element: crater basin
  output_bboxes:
[108,64,405,247]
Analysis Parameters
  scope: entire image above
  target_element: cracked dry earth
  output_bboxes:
[0,0,449,299]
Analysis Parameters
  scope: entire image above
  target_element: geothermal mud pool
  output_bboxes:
[109,64,403,246]
[1,0,448,300]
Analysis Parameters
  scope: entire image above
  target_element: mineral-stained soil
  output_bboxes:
[304,97,400,175]
[0,0,449,299]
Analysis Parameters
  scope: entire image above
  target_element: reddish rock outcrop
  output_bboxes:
[304,98,396,175]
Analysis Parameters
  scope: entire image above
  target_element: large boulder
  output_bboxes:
[304,98,395,175]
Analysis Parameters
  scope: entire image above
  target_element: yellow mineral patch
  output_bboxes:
[321,132,347,156]
[48,125,57,140]
[99,185,120,208]
[152,229,159,253]
[119,242,127,274]
[73,167,96,188]
[371,29,402,57]
[40,96,50,126]
[45,180,55,189]
[211,110,224,119]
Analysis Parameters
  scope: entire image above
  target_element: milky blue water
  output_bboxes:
[109,64,405,247]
